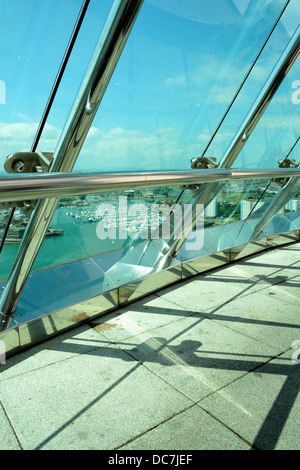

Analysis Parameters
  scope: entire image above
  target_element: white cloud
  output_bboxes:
[0,122,61,169]
[280,1,300,36]
[164,75,187,86]
[75,125,187,171]
[0,122,194,173]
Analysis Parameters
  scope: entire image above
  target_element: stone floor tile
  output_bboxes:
[0,404,21,450]
[108,314,278,402]
[121,405,251,450]
[0,341,192,450]
[199,351,300,450]
[89,294,202,342]
[201,289,300,351]
[0,325,103,381]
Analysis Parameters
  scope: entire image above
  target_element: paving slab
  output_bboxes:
[0,337,192,450]
[89,293,203,342]
[201,289,300,351]
[121,404,251,450]
[199,351,300,450]
[156,247,300,313]
[265,276,300,306]
[0,325,102,381]
[0,404,21,450]
[96,313,279,402]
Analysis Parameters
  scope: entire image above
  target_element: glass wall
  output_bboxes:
[31,0,299,274]
[0,0,299,331]
[0,0,113,279]
[0,0,80,160]
[73,0,291,172]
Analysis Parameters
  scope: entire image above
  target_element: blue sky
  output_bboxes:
[0,0,299,174]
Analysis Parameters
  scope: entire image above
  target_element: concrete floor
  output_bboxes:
[0,242,300,450]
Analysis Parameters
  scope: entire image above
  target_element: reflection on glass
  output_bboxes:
[233,56,300,169]
[29,185,184,276]
[0,0,82,163]
[0,176,293,282]
[205,0,299,167]
[0,0,114,279]
[0,0,114,165]
[178,177,300,261]
[74,0,289,172]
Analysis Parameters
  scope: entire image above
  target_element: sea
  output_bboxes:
[0,205,140,281]
[0,188,187,281]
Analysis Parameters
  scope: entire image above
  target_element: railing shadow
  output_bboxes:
[1,244,299,450]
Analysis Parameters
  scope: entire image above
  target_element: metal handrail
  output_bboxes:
[0,168,300,204]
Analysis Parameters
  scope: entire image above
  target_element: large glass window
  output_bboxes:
[8,0,297,277]
[0,0,113,279]
[0,0,113,165]
[0,0,299,333]
[73,0,291,172]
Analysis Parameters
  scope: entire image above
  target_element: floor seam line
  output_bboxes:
[0,399,23,450]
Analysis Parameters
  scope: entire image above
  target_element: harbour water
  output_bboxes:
[0,188,210,281]
[0,205,140,281]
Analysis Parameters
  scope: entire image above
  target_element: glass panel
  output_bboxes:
[0,0,81,162]
[73,0,289,172]
[0,0,113,279]
[0,207,29,280]
[201,0,299,168]
[6,175,299,326]
[29,185,184,273]
[233,55,300,169]
[0,0,113,164]
[34,0,114,151]
[29,0,300,277]
[178,176,300,262]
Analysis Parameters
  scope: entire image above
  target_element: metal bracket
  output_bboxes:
[271,158,299,187]
[0,200,34,212]
[190,156,218,169]
[1,152,53,214]
[4,151,53,174]
[181,156,218,192]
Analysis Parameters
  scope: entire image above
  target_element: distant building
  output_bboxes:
[205,199,217,217]
[287,199,300,211]
[240,200,265,220]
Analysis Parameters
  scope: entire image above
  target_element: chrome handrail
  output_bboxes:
[0,168,300,203]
